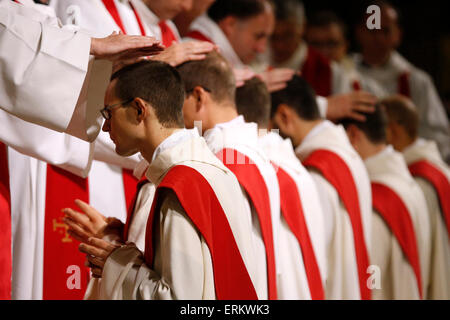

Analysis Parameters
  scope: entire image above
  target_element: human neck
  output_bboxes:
[140,127,180,163]
[360,142,387,160]
[362,49,392,67]
[207,102,240,130]
[292,118,324,148]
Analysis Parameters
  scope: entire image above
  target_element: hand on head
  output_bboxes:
[90,31,164,61]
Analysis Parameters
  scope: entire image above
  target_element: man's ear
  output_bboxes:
[218,16,238,38]
[134,98,148,122]
[192,86,209,113]
[345,123,360,145]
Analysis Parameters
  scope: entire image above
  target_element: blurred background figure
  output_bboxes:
[305,11,385,97]
[266,0,351,97]
[354,0,450,163]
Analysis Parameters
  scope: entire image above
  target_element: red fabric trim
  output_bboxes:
[352,80,362,91]
[216,149,277,300]
[101,0,126,34]
[303,149,371,300]
[122,169,139,219]
[398,72,411,97]
[0,143,11,300]
[158,21,178,47]
[43,165,90,300]
[144,165,257,299]
[186,30,214,43]
[123,175,149,240]
[409,160,450,239]
[274,164,324,299]
[372,183,423,298]
[301,47,332,97]
[128,1,146,36]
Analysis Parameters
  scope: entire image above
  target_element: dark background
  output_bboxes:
[302,0,450,116]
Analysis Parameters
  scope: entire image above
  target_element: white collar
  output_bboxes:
[270,41,308,70]
[295,120,332,153]
[151,128,199,163]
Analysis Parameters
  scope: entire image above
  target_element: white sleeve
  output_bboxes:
[316,96,328,119]
[0,109,93,177]
[331,62,352,95]
[0,1,110,142]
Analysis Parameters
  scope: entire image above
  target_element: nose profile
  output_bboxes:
[102,119,110,132]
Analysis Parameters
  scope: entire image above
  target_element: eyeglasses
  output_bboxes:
[100,98,134,120]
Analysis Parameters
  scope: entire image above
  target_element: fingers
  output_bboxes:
[351,91,377,105]
[63,207,91,228]
[74,199,105,222]
[347,111,367,122]
[64,217,92,242]
[79,242,107,259]
[351,103,376,114]
[88,237,118,253]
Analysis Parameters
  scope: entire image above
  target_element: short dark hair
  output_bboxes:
[208,0,273,23]
[340,103,388,144]
[176,51,236,104]
[270,75,321,121]
[236,77,271,127]
[111,61,185,128]
[381,95,419,140]
[308,11,348,39]
[273,0,305,24]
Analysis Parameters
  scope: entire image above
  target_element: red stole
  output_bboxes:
[301,47,332,97]
[186,30,214,43]
[0,143,11,300]
[274,164,324,299]
[123,176,150,240]
[159,21,178,47]
[43,165,90,300]
[303,149,371,300]
[372,183,423,298]
[216,149,277,300]
[409,160,450,239]
[398,72,411,97]
[144,165,257,299]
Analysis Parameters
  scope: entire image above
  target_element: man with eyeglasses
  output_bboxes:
[177,51,280,300]
[305,11,386,98]
[63,60,259,300]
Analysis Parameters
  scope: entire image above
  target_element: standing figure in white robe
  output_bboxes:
[382,95,450,299]
[236,77,327,300]
[341,104,431,299]
[270,75,373,300]
[354,3,450,162]
[65,60,259,300]
[0,0,162,140]
[177,52,280,300]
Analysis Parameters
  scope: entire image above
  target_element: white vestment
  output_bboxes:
[295,121,372,299]
[203,116,280,300]
[259,132,327,299]
[338,56,386,98]
[3,1,140,299]
[365,146,431,299]
[402,139,450,299]
[354,51,450,163]
[94,129,258,299]
[0,0,110,142]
